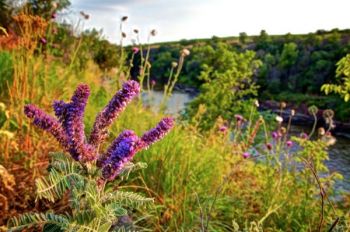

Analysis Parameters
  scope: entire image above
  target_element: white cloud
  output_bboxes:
[70,0,350,44]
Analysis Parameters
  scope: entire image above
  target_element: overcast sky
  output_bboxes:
[69,0,350,44]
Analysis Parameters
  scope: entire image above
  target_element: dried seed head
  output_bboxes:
[121,32,127,38]
[291,109,295,116]
[280,102,287,109]
[318,127,325,136]
[323,109,334,120]
[280,127,287,134]
[133,29,139,34]
[308,105,319,115]
[150,29,157,36]
[275,115,283,123]
[322,134,336,146]
[254,100,259,107]
[52,1,58,9]
[121,16,128,22]
[181,48,190,56]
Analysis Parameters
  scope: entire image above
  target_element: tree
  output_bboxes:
[322,54,350,101]
[186,42,262,128]
[239,32,248,44]
[26,0,70,19]
[278,42,299,90]
[279,42,299,69]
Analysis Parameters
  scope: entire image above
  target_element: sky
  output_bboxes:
[68,0,350,44]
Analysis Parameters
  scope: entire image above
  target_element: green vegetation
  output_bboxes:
[1,2,350,232]
[141,29,350,121]
[185,42,262,128]
[322,54,350,102]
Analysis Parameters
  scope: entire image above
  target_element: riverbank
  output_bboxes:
[260,100,350,139]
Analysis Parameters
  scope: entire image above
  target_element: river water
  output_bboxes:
[142,91,350,193]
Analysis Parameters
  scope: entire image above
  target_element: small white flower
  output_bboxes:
[291,109,295,116]
[275,116,283,123]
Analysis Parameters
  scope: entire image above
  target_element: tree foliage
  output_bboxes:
[322,54,350,102]
[185,42,262,128]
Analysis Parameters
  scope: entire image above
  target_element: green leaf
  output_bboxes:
[7,213,69,231]
[36,154,84,202]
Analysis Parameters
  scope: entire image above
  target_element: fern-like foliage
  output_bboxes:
[8,153,152,231]
[119,162,148,180]
[7,213,69,232]
[36,153,84,202]
[102,191,154,208]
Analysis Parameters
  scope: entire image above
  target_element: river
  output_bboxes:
[142,90,350,194]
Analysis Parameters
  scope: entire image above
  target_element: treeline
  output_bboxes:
[133,29,350,120]
[142,29,350,92]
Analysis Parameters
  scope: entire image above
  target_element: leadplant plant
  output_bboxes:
[8,80,174,231]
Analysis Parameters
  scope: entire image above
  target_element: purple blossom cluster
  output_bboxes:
[24,80,174,181]
[140,117,174,149]
[24,104,68,148]
[89,81,140,147]
[98,117,174,180]
[53,84,96,161]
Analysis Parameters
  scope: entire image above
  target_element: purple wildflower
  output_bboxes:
[272,131,278,139]
[89,81,140,147]
[25,82,174,180]
[132,47,139,54]
[286,140,293,148]
[266,143,273,150]
[57,84,95,161]
[219,125,228,133]
[242,152,250,159]
[151,80,156,86]
[140,117,174,149]
[51,13,57,19]
[300,132,308,139]
[25,84,96,162]
[97,130,137,167]
[40,38,47,45]
[234,114,243,122]
[100,130,141,180]
[24,104,68,149]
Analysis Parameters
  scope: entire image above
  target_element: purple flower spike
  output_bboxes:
[63,84,95,161]
[101,130,141,180]
[53,100,67,120]
[97,130,137,167]
[140,117,174,149]
[24,104,68,148]
[89,80,140,147]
